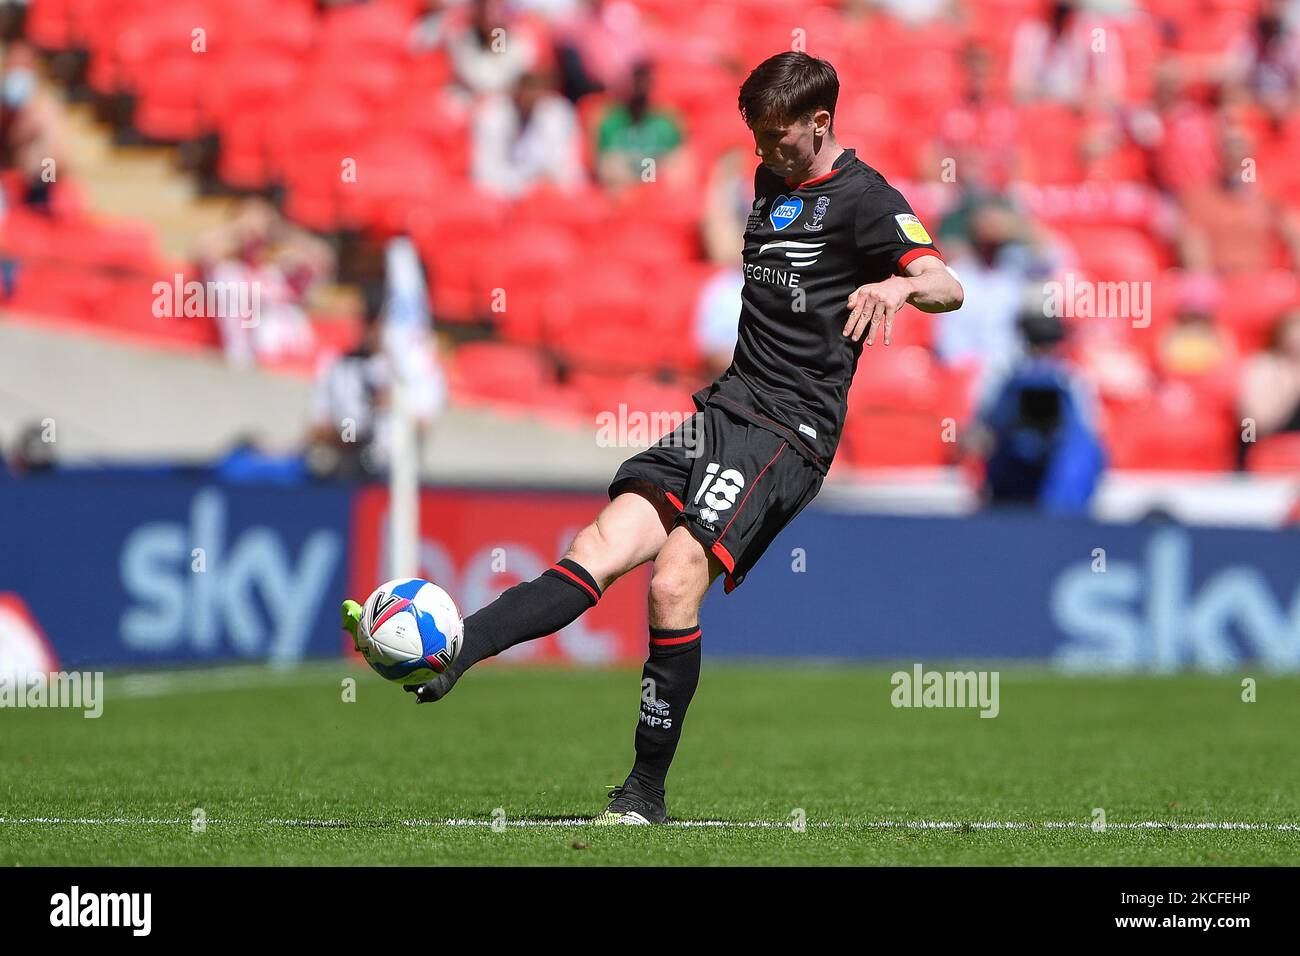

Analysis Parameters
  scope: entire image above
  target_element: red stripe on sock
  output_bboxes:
[649,628,701,646]
[549,563,600,604]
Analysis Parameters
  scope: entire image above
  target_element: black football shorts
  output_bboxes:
[609,403,824,593]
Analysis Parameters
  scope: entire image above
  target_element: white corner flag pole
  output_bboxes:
[384,235,427,581]
[388,367,418,579]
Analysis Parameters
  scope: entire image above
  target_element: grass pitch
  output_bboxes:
[2,662,1297,865]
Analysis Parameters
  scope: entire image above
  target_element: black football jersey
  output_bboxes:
[695,147,942,471]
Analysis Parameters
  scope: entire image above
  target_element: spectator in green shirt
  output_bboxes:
[594,61,690,191]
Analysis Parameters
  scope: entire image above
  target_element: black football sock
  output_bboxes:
[452,558,602,673]
[626,625,702,800]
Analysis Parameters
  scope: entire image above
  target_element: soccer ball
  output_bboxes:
[358,578,463,685]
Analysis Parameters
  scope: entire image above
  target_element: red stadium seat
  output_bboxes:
[310,314,362,356]
[1246,433,1300,475]
[316,0,415,61]
[449,342,586,421]
[131,54,207,141]
[3,260,104,322]
[1105,386,1237,471]
[568,370,696,424]
[336,136,445,235]
[214,110,276,190]
[479,226,582,344]
[25,0,74,50]
[1214,271,1300,354]
[1057,224,1167,284]
[265,91,368,173]
[200,54,301,129]
[841,408,951,468]
[280,151,348,233]
[410,193,508,320]
[298,49,406,110]
[1018,104,1085,184]
[214,0,317,58]
[849,345,943,412]
[98,274,221,351]
[507,184,614,235]
[548,272,664,372]
[51,219,158,271]
[450,342,551,402]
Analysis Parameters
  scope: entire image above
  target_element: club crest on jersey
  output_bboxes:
[804,195,830,231]
[769,195,803,231]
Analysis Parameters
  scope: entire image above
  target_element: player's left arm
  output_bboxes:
[844,255,964,345]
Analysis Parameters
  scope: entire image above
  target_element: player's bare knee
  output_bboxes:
[649,551,709,620]
[563,522,609,576]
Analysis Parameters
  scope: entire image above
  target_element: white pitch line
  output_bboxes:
[1,817,1298,831]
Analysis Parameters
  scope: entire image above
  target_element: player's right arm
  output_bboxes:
[844,254,963,345]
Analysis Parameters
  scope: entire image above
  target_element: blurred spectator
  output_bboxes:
[1156,273,1237,392]
[0,41,68,211]
[693,269,743,377]
[1178,121,1300,273]
[409,0,464,50]
[1073,321,1154,404]
[931,42,1020,194]
[965,310,1105,515]
[214,436,308,486]
[307,307,390,479]
[195,198,335,369]
[701,146,754,265]
[1225,0,1300,123]
[1239,308,1300,448]
[444,0,543,97]
[692,141,751,376]
[1129,64,1221,195]
[593,61,688,192]
[306,242,445,480]
[935,199,1058,381]
[472,68,583,197]
[1009,0,1127,107]
[551,0,645,101]
[5,421,56,475]
[872,0,956,27]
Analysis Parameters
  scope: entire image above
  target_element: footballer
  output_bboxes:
[344,51,964,824]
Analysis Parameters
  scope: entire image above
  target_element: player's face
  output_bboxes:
[748,111,826,180]
[749,114,823,180]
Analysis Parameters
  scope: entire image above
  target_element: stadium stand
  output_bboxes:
[5,0,1300,477]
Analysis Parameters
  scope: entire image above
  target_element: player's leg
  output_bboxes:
[401,486,676,702]
[597,525,723,825]
[383,414,699,703]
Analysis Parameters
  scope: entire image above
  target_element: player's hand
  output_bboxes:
[845,276,912,345]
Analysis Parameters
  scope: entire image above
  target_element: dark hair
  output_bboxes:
[738,52,839,129]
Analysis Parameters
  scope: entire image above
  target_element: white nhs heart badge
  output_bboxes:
[769,196,803,231]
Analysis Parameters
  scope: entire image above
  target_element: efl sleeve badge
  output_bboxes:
[894,213,933,244]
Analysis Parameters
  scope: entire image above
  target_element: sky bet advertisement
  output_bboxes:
[3,473,1300,672]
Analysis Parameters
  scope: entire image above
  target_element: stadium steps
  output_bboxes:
[61,100,231,262]
[0,322,632,484]
[7,86,361,359]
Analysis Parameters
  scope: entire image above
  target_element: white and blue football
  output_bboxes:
[358,578,463,685]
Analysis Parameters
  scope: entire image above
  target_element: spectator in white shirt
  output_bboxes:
[472,69,584,197]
